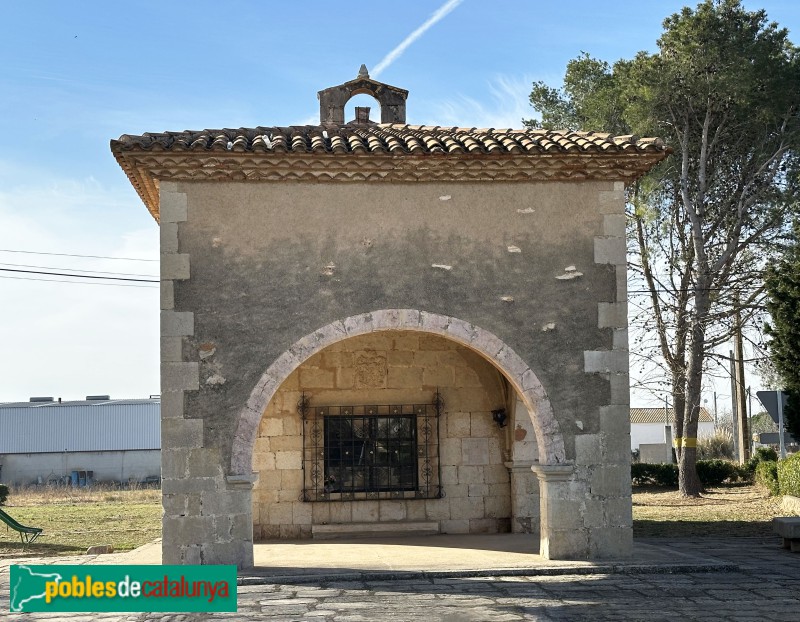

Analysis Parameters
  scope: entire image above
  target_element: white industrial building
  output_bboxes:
[0,396,160,486]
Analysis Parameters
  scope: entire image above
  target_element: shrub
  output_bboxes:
[733,463,754,483]
[755,446,779,463]
[632,460,749,488]
[746,446,779,473]
[777,452,800,497]
[631,463,679,487]
[0,484,8,506]
[631,462,649,485]
[697,430,734,460]
[656,463,680,487]
[756,460,780,496]
[695,459,737,486]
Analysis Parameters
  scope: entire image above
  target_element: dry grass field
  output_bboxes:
[632,483,784,537]
[0,483,786,558]
[0,484,160,558]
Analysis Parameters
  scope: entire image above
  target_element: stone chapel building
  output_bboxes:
[111,68,668,568]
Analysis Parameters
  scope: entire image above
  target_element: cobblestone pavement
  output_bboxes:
[1,537,798,621]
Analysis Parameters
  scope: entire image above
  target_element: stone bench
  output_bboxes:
[773,517,800,552]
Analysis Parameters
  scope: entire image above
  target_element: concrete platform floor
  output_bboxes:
[2,533,737,581]
[245,534,738,581]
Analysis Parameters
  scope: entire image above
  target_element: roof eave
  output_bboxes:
[111,141,160,222]
[111,148,669,223]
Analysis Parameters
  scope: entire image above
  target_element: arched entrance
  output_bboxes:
[232,310,565,477]
[228,309,571,559]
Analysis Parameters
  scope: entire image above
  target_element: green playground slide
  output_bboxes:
[0,507,43,545]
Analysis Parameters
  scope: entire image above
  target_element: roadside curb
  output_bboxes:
[237,561,740,585]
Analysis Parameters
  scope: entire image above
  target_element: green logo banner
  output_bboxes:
[10,565,237,613]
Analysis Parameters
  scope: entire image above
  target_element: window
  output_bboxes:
[299,396,442,501]
[325,414,417,493]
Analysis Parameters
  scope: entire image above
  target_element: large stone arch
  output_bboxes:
[231,309,566,476]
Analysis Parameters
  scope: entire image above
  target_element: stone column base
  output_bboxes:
[162,471,257,569]
[505,461,540,536]
[531,463,632,560]
[531,464,588,560]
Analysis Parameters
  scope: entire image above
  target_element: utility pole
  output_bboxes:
[778,391,787,459]
[713,391,718,426]
[730,350,740,461]
[733,302,749,463]
[747,387,753,457]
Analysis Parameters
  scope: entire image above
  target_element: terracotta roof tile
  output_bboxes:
[630,407,713,424]
[112,124,668,157]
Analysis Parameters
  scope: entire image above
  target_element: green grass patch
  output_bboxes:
[0,486,160,558]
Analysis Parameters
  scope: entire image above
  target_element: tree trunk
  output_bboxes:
[678,445,701,495]
[672,369,686,464]
[679,288,711,497]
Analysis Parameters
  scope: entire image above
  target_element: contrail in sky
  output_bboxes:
[372,0,464,78]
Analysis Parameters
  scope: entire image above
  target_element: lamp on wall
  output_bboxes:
[491,408,507,428]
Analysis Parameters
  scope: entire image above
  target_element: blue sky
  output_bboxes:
[1,0,798,404]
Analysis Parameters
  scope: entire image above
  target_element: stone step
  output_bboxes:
[312,521,440,539]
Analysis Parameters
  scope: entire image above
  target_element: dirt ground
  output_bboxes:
[632,483,784,537]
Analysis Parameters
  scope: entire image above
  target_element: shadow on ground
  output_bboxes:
[0,541,84,558]
[633,520,774,538]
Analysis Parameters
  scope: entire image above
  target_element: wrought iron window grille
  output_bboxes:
[298,391,443,502]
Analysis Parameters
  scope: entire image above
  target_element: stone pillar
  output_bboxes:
[508,396,540,535]
[220,474,257,568]
[162,468,256,568]
[531,464,588,559]
[532,461,632,560]
[507,462,540,535]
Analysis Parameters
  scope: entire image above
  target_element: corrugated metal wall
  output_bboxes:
[0,401,160,453]
[1,450,161,485]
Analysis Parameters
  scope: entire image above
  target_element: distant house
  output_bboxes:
[0,396,160,486]
[630,407,715,451]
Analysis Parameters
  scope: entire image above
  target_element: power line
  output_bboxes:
[0,262,158,278]
[628,287,763,294]
[0,275,158,289]
[0,268,158,283]
[0,248,158,262]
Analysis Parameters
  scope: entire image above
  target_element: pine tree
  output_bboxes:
[765,222,800,438]
[527,0,800,495]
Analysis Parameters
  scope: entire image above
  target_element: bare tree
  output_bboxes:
[527,0,800,495]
